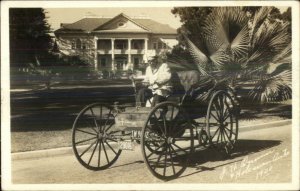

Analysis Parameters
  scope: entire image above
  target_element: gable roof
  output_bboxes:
[55,13,177,34]
[59,18,111,31]
[133,18,176,34]
[94,13,151,32]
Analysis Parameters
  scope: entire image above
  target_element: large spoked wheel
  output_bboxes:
[206,91,239,155]
[72,103,122,170]
[141,102,194,180]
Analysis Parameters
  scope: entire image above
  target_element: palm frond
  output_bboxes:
[167,55,198,72]
[193,77,230,102]
[201,7,249,64]
[267,44,291,74]
[227,7,249,26]
[265,22,290,50]
[249,69,292,102]
[176,7,292,103]
[248,21,290,67]
[249,7,272,46]
[231,25,249,58]
[209,44,231,67]
[272,43,292,64]
[202,9,230,54]
[183,35,209,75]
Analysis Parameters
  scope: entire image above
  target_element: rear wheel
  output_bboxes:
[206,91,239,155]
[72,103,122,170]
[141,102,194,180]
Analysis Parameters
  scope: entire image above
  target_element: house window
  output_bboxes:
[71,42,75,49]
[115,41,127,49]
[101,58,106,67]
[153,42,157,49]
[82,43,87,50]
[133,42,139,49]
[76,39,81,49]
[98,40,111,50]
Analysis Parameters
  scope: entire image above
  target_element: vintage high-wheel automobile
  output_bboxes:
[71,70,240,180]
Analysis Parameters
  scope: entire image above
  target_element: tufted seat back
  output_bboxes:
[171,70,201,96]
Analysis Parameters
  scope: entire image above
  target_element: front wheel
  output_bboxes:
[206,91,239,155]
[141,102,194,180]
[72,103,122,170]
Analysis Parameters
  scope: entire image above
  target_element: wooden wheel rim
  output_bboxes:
[206,91,239,152]
[141,102,194,180]
[72,103,122,170]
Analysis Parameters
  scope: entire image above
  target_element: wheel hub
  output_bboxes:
[219,122,228,129]
[166,137,175,144]
[98,133,107,141]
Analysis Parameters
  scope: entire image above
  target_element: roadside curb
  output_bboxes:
[11,119,292,161]
[12,146,76,161]
[239,119,292,132]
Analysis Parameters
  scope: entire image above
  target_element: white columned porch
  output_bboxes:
[127,38,132,70]
[143,38,148,63]
[94,37,98,69]
[111,38,115,71]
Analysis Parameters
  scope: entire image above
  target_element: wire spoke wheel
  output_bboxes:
[141,102,194,180]
[206,91,239,155]
[72,103,122,170]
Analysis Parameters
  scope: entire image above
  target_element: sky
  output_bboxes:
[45,6,288,32]
[45,8,182,31]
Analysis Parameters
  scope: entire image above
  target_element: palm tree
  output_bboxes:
[169,7,291,103]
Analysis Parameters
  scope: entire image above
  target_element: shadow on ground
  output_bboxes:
[239,103,291,121]
[178,139,281,179]
[101,139,281,181]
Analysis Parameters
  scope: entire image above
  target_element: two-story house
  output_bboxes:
[54,13,178,71]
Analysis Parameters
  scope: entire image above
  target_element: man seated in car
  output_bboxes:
[136,52,172,107]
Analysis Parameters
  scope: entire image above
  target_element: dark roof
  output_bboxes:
[133,18,176,34]
[61,18,111,31]
[55,13,177,34]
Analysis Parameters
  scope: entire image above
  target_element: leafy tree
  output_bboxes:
[281,7,291,34]
[171,7,212,48]
[170,6,285,56]
[242,7,261,15]
[170,7,291,103]
[9,8,52,66]
[281,7,291,22]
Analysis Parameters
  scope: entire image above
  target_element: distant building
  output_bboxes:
[54,13,178,71]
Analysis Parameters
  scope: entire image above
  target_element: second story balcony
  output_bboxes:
[97,49,145,55]
[96,39,146,54]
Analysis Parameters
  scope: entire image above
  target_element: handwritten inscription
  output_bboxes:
[219,148,290,181]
